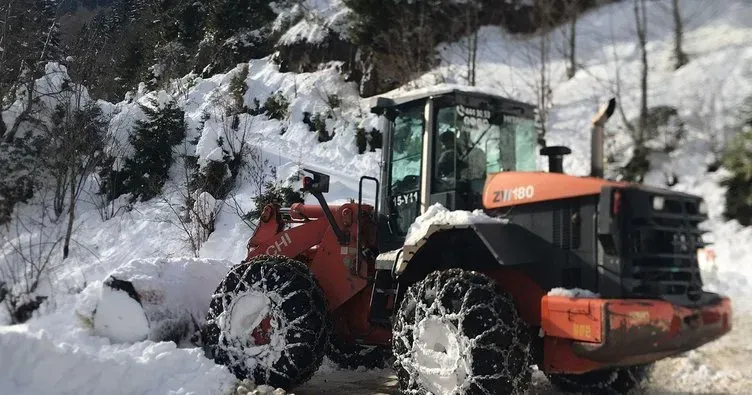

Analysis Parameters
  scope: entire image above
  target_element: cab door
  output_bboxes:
[378,103,426,250]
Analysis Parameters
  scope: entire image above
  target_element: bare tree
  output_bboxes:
[563,0,579,79]
[461,3,481,86]
[671,0,688,70]
[634,0,649,143]
[515,0,556,146]
[36,81,108,259]
[0,194,64,323]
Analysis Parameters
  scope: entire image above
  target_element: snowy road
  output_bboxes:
[298,312,752,395]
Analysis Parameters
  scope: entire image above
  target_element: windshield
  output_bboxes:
[433,104,536,192]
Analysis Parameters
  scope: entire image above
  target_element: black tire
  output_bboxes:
[326,334,393,369]
[393,269,533,395]
[545,363,654,394]
[201,255,329,390]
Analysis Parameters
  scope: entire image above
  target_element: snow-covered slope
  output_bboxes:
[2,1,752,394]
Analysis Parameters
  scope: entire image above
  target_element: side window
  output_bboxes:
[508,115,537,171]
[485,137,501,173]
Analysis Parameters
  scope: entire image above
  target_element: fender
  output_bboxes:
[394,222,556,283]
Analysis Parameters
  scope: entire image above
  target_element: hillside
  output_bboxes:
[2,0,752,394]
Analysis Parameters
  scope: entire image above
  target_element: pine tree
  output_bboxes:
[34,0,63,62]
[111,98,187,202]
[722,97,752,226]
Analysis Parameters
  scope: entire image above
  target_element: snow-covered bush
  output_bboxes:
[721,97,752,226]
[247,182,306,222]
[303,111,335,142]
[263,92,290,121]
[355,127,382,154]
[0,140,40,225]
[622,106,687,183]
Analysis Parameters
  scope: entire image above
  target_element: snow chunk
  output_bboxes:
[405,203,507,245]
[91,257,232,343]
[548,287,600,299]
[93,284,150,343]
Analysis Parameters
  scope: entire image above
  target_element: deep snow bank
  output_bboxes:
[0,318,237,395]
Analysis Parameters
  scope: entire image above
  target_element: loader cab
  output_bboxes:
[369,87,538,250]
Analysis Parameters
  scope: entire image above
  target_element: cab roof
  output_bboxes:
[368,84,536,119]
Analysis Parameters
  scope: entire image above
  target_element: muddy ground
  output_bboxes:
[296,312,752,395]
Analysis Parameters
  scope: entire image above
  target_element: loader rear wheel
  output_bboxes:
[393,269,533,395]
[201,255,329,390]
[545,363,654,394]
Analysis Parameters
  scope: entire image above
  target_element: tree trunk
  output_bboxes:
[5,78,34,143]
[635,0,649,143]
[567,14,577,79]
[0,111,6,139]
[63,171,76,259]
[538,32,549,145]
[672,0,688,69]
[469,29,478,86]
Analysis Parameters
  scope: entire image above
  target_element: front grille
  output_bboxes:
[553,202,581,250]
[622,191,706,303]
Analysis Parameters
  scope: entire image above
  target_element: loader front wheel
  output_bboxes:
[201,255,329,390]
[393,269,533,395]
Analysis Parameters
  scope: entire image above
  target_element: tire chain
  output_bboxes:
[202,255,329,389]
[393,269,533,395]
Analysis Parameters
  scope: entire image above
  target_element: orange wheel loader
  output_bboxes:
[99,87,734,395]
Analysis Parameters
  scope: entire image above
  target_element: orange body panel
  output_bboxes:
[542,296,606,343]
[485,269,545,326]
[483,171,627,209]
[540,295,732,374]
[330,286,392,345]
[245,203,375,312]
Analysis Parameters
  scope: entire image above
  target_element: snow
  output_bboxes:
[547,287,600,299]
[411,317,470,395]
[0,317,237,395]
[404,203,507,245]
[92,285,150,343]
[86,257,233,344]
[1,0,752,394]
[276,0,351,45]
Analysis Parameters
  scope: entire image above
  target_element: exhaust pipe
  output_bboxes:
[590,98,616,179]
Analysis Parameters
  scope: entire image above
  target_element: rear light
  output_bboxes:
[612,190,621,216]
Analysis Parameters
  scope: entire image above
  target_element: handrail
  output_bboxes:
[356,176,380,277]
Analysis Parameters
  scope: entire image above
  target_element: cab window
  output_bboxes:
[389,106,424,234]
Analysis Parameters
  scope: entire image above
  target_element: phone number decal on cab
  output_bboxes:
[492,185,535,203]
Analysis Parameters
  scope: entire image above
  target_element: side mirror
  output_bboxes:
[301,168,331,193]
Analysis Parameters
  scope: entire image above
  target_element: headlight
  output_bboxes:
[699,201,708,215]
[652,196,665,211]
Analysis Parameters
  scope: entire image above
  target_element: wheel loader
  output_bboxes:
[92,87,732,394]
